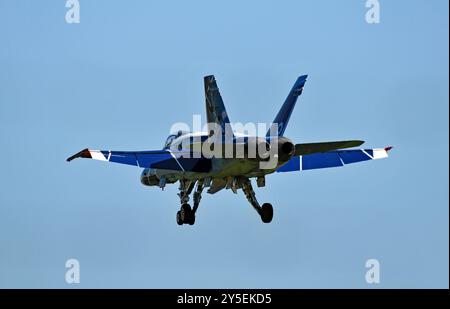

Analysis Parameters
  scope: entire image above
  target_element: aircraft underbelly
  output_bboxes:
[211,158,261,178]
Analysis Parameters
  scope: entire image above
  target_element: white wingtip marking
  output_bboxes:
[90,150,107,161]
[372,148,389,160]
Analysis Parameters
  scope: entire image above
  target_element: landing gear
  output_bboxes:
[176,203,195,225]
[177,203,195,225]
[242,179,273,223]
[176,180,203,225]
[192,180,204,214]
[175,178,272,225]
[260,203,273,223]
[176,211,183,225]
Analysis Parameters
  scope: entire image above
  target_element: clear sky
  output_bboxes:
[0,0,448,288]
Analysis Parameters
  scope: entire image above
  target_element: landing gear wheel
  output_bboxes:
[260,203,273,223]
[176,211,183,225]
[179,203,195,225]
[188,213,195,225]
[180,204,192,223]
[180,203,191,223]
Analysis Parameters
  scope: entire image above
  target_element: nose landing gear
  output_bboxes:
[176,180,203,226]
[176,203,195,225]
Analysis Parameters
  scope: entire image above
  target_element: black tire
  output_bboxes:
[176,211,183,225]
[188,213,196,225]
[260,203,273,223]
[180,203,192,223]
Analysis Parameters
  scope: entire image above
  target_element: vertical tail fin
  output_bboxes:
[204,75,232,134]
[266,75,308,137]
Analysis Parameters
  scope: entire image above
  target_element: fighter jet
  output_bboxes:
[67,75,392,225]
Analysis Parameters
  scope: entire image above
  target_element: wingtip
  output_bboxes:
[66,148,91,162]
[385,146,393,152]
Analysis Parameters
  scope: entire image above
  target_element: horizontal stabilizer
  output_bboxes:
[294,140,364,156]
[277,147,392,172]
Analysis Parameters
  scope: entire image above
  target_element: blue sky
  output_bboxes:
[0,0,448,288]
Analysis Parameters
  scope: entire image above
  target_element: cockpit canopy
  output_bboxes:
[163,130,189,149]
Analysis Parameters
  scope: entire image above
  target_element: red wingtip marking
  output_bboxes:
[66,148,91,162]
[385,146,393,152]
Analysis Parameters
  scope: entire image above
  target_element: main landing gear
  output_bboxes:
[175,178,273,225]
[176,180,203,225]
[241,178,273,223]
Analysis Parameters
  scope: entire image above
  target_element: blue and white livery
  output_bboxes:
[67,75,392,225]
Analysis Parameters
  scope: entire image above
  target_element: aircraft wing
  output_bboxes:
[277,147,392,172]
[66,148,212,172]
[294,140,364,156]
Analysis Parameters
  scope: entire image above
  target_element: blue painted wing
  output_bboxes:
[66,148,212,172]
[277,147,392,172]
[66,148,173,167]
